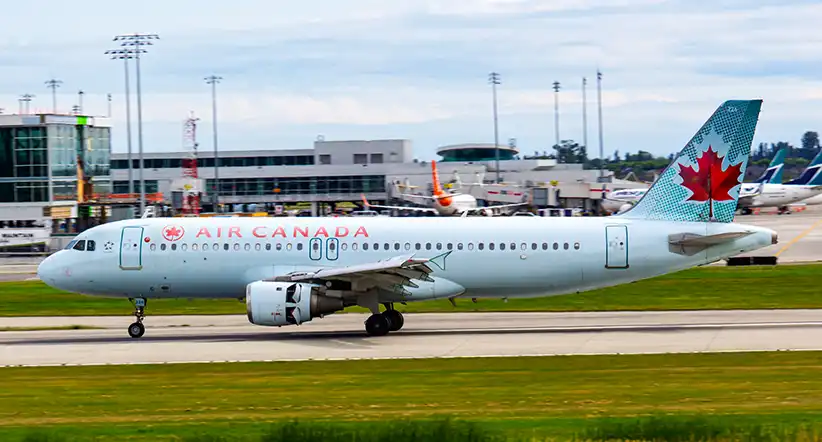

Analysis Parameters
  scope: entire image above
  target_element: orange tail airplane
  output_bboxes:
[361,161,527,216]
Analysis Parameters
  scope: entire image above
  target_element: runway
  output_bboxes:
[2,310,821,367]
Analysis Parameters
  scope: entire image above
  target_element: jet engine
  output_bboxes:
[245,281,345,326]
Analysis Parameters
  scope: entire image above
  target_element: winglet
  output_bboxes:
[360,194,371,208]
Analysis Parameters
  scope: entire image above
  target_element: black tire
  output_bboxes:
[128,322,145,338]
[383,309,404,332]
[365,314,390,337]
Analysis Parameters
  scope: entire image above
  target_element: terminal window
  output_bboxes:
[370,153,383,164]
[353,154,368,165]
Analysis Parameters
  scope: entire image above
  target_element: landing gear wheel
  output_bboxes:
[383,309,404,332]
[128,322,145,338]
[128,297,147,339]
[365,313,391,337]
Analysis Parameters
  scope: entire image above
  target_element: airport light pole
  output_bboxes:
[596,70,604,180]
[552,81,561,151]
[488,72,501,183]
[20,94,35,114]
[77,90,85,114]
[582,77,588,152]
[107,93,112,117]
[112,33,158,214]
[105,47,140,199]
[45,79,62,114]
[205,75,223,210]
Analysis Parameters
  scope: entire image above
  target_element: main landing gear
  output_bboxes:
[365,303,405,337]
[128,297,146,338]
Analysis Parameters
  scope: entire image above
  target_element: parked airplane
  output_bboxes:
[737,148,822,214]
[37,100,776,339]
[600,188,648,214]
[361,160,526,216]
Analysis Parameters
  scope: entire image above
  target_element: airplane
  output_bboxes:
[600,188,648,214]
[361,160,527,217]
[737,148,822,214]
[37,99,776,339]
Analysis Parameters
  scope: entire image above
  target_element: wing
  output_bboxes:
[361,194,438,213]
[270,253,451,296]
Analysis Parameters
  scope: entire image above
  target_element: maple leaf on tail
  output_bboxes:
[678,145,743,203]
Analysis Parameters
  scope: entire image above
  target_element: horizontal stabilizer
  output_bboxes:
[668,231,752,256]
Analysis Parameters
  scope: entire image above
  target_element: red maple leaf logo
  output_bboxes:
[678,145,742,203]
[162,225,185,242]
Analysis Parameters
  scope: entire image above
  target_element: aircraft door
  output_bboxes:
[326,238,339,261]
[120,226,144,270]
[309,238,323,261]
[605,225,629,269]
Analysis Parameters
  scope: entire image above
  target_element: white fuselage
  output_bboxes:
[800,193,822,206]
[601,189,648,213]
[739,183,822,208]
[38,217,774,302]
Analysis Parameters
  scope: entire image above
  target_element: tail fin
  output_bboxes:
[786,149,822,185]
[431,160,445,196]
[619,100,762,223]
[755,147,786,184]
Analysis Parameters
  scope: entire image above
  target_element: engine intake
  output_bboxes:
[245,281,345,326]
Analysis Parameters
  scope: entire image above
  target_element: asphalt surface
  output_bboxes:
[1,311,821,367]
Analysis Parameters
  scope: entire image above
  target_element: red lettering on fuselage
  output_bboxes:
[335,226,349,237]
[229,226,242,238]
[272,226,287,238]
[252,227,266,238]
[294,226,309,237]
[195,227,212,238]
[315,226,329,237]
[192,225,369,239]
[354,226,369,237]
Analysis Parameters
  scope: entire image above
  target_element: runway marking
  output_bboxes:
[775,218,822,257]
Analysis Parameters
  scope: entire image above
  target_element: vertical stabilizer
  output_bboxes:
[755,147,786,184]
[786,149,822,185]
[619,100,762,223]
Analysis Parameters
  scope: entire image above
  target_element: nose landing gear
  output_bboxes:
[128,297,146,338]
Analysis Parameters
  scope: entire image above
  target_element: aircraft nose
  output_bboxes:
[37,253,60,286]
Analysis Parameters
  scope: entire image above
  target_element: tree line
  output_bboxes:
[521,131,821,182]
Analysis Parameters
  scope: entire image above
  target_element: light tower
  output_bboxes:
[205,75,223,209]
[488,72,501,183]
[45,79,62,113]
[105,47,140,199]
[113,32,160,214]
[597,70,605,180]
[20,94,35,114]
[77,90,85,114]
[552,81,561,149]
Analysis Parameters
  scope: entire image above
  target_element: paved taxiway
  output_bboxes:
[736,204,822,262]
[2,310,821,367]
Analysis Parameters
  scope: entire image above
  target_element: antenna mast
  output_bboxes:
[182,112,201,215]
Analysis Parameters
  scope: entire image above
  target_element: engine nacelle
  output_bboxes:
[245,281,345,326]
[479,208,494,217]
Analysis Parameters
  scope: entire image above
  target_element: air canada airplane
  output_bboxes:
[361,160,526,216]
[38,100,777,338]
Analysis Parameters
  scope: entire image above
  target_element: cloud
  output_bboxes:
[0,0,821,159]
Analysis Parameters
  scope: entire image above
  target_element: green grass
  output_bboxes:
[1,352,822,440]
[2,264,822,316]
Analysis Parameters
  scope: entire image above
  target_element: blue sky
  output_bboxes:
[1,0,820,160]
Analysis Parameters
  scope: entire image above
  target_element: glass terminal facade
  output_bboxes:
[0,117,111,203]
[438,147,516,162]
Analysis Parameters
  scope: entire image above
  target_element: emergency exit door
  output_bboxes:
[120,226,144,270]
[605,225,629,269]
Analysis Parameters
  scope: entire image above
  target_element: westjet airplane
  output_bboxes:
[737,148,822,214]
[362,160,526,216]
[38,100,777,338]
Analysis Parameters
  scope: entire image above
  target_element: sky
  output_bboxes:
[0,0,820,160]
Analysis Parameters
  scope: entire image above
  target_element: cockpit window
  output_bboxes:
[86,240,96,252]
[64,240,77,250]
[72,240,86,251]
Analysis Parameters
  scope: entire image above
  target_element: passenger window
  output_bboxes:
[564,243,569,250]
[574,242,580,250]
[394,243,400,251]
[404,242,411,251]
[426,243,432,250]
[265,243,271,251]
[72,240,86,251]
[171,244,177,251]
[457,243,463,250]
[478,243,484,250]
[182,244,188,251]
[312,242,319,251]
[161,244,167,251]
[363,243,369,250]
[553,243,559,250]
[500,243,506,251]
[415,243,421,250]
[342,243,348,251]
[244,243,251,251]
[510,243,516,250]
[542,243,548,250]
[353,243,359,251]
[436,243,442,250]
[213,242,219,250]
[297,243,303,251]
[329,242,336,251]
[150,243,157,251]
[86,240,96,251]
[520,243,526,251]
[255,243,261,251]
[233,243,240,251]
[467,243,474,251]
[383,243,389,251]
[489,243,495,250]
[224,243,229,251]
[286,243,293,251]
[531,243,537,250]
[447,243,453,250]
[276,243,283,251]
[193,243,199,251]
